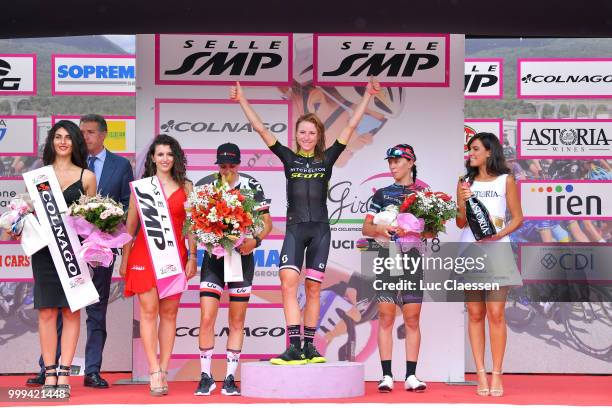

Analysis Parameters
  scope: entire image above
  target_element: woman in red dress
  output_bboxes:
[119,134,198,396]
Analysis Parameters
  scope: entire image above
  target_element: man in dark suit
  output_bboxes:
[26,114,133,388]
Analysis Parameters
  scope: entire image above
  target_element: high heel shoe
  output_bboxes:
[475,368,489,396]
[149,370,165,397]
[41,365,58,399]
[56,365,72,398]
[161,370,169,395]
[490,370,504,397]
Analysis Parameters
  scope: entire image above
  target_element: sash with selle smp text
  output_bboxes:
[22,166,100,312]
[130,176,186,299]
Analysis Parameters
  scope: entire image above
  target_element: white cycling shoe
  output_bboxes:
[405,375,427,392]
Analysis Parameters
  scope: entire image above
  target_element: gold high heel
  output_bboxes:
[149,370,164,397]
[476,368,489,396]
[490,370,504,397]
[162,370,169,395]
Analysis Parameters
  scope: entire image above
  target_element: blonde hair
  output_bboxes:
[294,113,326,161]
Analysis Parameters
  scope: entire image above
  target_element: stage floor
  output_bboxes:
[0,373,609,407]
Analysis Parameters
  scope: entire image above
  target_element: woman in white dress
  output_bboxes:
[456,132,523,397]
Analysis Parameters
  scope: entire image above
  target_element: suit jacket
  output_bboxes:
[97,149,134,211]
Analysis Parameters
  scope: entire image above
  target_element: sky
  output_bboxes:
[104,35,136,53]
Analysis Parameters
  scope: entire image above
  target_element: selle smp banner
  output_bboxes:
[22,166,100,312]
[130,176,186,298]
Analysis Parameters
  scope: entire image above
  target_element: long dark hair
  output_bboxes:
[143,134,188,186]
[295,113,326,161]
[465,132,510,184]
[42,120,88,168]
[404,144,418,183]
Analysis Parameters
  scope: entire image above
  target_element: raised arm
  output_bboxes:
[337,77,381,145]
[230,82,277,147]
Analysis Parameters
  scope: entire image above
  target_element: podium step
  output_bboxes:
[241,361,365,399]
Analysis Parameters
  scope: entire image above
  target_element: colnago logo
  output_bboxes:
[518,59,612,98]
[518,120,612,159]
[160,119,287,134]
[521,73,612,84]
[464,59,502,98]
[314,34,449,86]
[176,326,285,337]
[156,34,292,85]
[521,181,612,219]
[0,59,20,90]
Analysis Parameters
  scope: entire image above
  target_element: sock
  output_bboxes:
[199,347,213,376]
[406,360,417,379]
[287,325,301,349]
[303,326,316,346]
[226,349,240,378]
[381,360,392,377]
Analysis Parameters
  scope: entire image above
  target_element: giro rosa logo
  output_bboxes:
[464,119,504,156]
[52,55,135,95]
[465,59,503,98]
[0,55,36,95]
[518,119,612,159]
[314,34,449,86]
[520,181,612,219]
[155,34,292,85]
[518,59,612,98]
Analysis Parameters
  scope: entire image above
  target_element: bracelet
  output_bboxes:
[254,236,262,248]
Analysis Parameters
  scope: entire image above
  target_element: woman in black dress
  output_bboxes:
[19,121,96,395]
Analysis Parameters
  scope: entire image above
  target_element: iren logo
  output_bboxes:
[532,184,602,216]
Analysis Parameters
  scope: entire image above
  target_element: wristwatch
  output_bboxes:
[254,236,262,248]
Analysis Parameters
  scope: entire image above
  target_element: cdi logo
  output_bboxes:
[521,181,612,219]
[52,55,136,95]
[540,252,593,271]
[0,55,36,95]
[156,34,292,85]
[314,34,449,86]
[517,119,612,159]
[518,59,612,98]
[464,59,503,98]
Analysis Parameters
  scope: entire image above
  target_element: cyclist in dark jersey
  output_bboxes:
[231,77,381,365]
[362,144,430,393]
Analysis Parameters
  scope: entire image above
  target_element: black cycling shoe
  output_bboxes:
[194,372,216,396]
[221,375,240,396]
[303,342,327,364]
[269,345,307,365]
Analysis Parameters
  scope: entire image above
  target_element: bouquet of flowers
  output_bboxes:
[0,195,47,255]
[65,195,131,267]
[184,176,263,257]
[399,189,457,235]
[0,195,34,236]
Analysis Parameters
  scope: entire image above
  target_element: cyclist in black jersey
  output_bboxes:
[231,77,381,365]
[362,144,431,393]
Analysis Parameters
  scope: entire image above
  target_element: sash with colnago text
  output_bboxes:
[130,176,186,298]
[23,166,99,312]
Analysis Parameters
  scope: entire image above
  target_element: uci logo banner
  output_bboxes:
[313,34,450,87]
[518,58,612,98]
[155,34,292,86]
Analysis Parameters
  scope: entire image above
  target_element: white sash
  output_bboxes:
[130,176,186,298]
[23,166,99,312]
